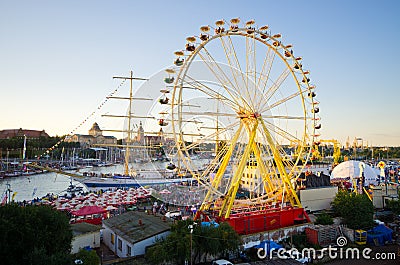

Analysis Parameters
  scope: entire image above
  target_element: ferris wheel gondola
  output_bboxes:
[158,111,169,127]
[159,90,170,105]
[159,69,174,105]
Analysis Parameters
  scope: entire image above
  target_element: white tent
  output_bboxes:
[331,160,379,186]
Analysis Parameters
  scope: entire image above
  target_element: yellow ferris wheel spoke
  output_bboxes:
[249,34,259,108]
[261,88,308,113]
[261,119,303,144]
[182,73,241,112]
[198,47,252,111]
[263,115,312,120]
[183,121,239,150]
[264,67,291,101]
[197,48,241,100]
[245,34,256,106]
[219,34,247,99]
[261,51,277,96]
[257,45,274,90]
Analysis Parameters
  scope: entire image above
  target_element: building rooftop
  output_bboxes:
[103,135,117,139]
[0,128,49,139]
[102,211,173,244]
[71,222,102,236]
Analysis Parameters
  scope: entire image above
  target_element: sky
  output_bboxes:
[0,0,399,147]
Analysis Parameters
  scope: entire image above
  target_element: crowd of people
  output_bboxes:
[151,183,205,207]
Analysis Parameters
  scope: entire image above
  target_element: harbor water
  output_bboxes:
[0,159,211,202]
[0,164,126,202]
[0,172,87,202]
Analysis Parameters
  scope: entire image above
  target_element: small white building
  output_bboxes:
[299,186,338,212]
[102,211,172,258]
[372,185,398,208]
[71,222,101,254]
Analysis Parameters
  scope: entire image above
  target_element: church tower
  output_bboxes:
[136,121,145,144]
[89,122,102,137]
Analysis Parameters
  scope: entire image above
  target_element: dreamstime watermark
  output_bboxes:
[257,236,397,261]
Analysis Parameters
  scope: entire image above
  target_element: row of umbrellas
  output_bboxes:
[49,187,151,212]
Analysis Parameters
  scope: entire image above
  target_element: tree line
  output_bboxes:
[0,136,80,159]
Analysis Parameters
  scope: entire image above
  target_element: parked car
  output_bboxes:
[212,259,233,265]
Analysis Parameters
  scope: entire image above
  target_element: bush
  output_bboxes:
[332,190,374,230]
[146,220,241,265]
[73,249,100,265]
[315,212,334,225]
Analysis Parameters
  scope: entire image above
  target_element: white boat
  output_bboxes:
[81,175,193,189]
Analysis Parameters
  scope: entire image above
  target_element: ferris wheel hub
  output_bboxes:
[237,110,261,120]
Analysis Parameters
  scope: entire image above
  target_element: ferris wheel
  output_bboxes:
[164,18,321,219]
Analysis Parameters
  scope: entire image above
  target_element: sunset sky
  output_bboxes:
[1,0,399,146]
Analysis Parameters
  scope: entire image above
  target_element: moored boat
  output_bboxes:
[80,175,193,189]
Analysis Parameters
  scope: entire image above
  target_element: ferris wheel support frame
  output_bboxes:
[259,117,302,207]
[200,122,244,212]
[219,119,258,218]
[200,114,303,219]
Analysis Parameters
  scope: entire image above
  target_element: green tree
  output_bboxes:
[146,219,241,265]
[332,190,374,229]
[73,249,100,265]
[0,204,73,265]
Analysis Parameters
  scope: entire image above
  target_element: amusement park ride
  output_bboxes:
[312,139,341,166]
[29,18,322,235]
[153,18,321,234]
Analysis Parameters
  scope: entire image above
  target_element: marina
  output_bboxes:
[0,159,206,203]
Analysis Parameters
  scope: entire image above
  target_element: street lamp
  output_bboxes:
[188,224,193,265]
[188,223,197,265]
[6,183,12,204]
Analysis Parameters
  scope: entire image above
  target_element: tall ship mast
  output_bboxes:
[107,71,149,176]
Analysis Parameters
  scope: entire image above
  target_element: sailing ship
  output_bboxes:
[81,174,192,189]
[76,71,192,190]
